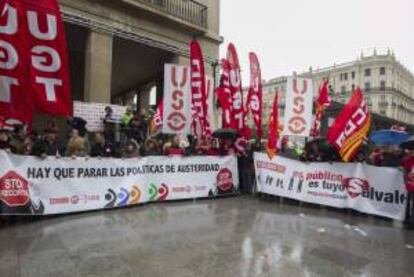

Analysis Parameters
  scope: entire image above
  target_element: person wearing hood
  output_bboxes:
[32,122,66,157]
[141,139,161,156]
[122,139,140,158]
[66,129,88,157]
[0,128,12,152]
[90,132,115,158]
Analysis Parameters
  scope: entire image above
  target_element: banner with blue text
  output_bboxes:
[0,151,239,215]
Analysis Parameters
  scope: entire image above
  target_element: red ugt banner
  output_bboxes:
[0,0,72,125]
[0,0,33,126]
[25,0,72,116]
[246,52,263,139]
[190,40,210,138]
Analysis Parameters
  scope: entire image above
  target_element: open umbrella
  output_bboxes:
[212,128,239,139]
[400,136,414,150]
[370,130,410,146]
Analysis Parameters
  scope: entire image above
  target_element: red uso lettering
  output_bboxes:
[167,66,188,131]
[288,79,308,134]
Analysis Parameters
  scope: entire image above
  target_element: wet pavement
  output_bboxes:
[1,195,414,277]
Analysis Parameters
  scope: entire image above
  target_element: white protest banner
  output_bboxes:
[0,151,239,215]
[73,101,126,132]
[283,77,314,137]
[254,152,407,220]
[163,64,192,134]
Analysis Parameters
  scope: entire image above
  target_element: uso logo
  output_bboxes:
[288,79,309,135]
[167,66,189,132]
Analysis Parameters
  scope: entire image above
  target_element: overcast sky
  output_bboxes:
[220,0,414,82]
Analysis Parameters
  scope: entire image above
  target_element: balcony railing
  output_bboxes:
[136,0,208,28]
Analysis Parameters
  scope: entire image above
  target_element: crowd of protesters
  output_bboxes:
[0,106,411,168]
[1,106,414,225]
[0,107,259,161]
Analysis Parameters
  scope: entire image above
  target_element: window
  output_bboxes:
[380,67,386,75]
[351,84,356,91]
[364,82,371,92]
[339,73,343,81]
[344,73,348,80]
[351,71,355,79]
[341,86,347,95]
[365,68,371,77]
[380,81,386,91]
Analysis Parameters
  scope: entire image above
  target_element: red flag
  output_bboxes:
[327,88,371,162]
[267,91,279,159]
[0,0,34,126]
[26,0,72,117]
[190,39,210,138]
[246,52,263,139]
[217,58,233,128]
[150,101,163,134]
[227,43,246,137]
[311,79,331,137]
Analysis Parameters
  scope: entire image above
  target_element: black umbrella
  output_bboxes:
[212,128,239,139]
[400,136,414,150]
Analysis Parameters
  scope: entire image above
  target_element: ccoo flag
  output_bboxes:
[327,88,371,162]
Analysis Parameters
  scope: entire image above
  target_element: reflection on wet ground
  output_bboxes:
[1,195,413,277]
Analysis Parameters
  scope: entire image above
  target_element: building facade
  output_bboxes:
[259,50,414,130]
[58,0,222,106]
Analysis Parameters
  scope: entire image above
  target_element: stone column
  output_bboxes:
[84,31,113,103]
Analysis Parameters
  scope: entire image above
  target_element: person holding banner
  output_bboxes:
[164,135,185,156]
[402,152,414,228]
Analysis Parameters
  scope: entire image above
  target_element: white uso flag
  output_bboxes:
[283,77,314,137]
[163,64,192,135]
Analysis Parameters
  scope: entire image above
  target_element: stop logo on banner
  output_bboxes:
[0,171,30,207]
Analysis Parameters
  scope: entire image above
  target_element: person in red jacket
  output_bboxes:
[402,150,414,228]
